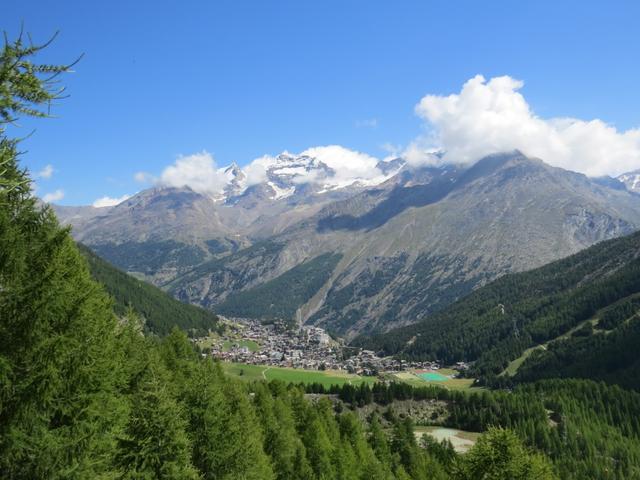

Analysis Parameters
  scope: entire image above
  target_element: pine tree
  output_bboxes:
[369,413,393,467]
[253,383,312,480]
[183,361,274,480]
[452,427,557,480]
[301,413,336,480]
[115,363,199,479]
[0,33,126,476]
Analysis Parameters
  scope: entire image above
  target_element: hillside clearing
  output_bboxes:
[415,426,480,453]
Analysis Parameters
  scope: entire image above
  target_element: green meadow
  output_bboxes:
[221,362,377,387]
[390,369,479,391]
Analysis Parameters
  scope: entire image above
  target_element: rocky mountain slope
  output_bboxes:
[57,151,640,336]
[175,153,640,334]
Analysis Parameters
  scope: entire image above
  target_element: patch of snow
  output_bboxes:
[618,171,640,192]
[267,182,295,200]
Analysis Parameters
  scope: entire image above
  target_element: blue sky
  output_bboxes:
[5,0,640,205]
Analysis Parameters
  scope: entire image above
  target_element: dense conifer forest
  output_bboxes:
[79,243,221,336]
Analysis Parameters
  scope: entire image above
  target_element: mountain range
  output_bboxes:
[55,150,640,337]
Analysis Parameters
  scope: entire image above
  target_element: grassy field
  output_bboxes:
[221,362,377,387]
[219,360,478,390]
[220,362,269,381]
[390,368,479,391]
[195,334,220,350]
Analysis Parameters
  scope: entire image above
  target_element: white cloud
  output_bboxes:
[242,155,273,186]
[92,194,132,208]
[36,164,54,179]
[300,145,383,184]
[159,151,229,196]
[408,74,640,177]
[241,145,386,189]
[381,142,401,155]
[42,189,64,203]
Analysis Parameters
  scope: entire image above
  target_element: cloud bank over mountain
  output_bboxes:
[127,74,640,201]
[153,145,389,197]
[159,152,229,195]
[407,74,640,177]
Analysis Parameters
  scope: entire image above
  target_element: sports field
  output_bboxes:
[221,362,377,387]
[418,371,448,381]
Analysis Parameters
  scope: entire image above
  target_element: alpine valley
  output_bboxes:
[8,10,640,479]
[56,150,640,338]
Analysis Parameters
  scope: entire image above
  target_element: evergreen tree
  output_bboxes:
[301,413,336,480]
[0,31,125,478]
[115,364,199,479]
[452,427,557,480]
[183,361,274,480]
[369,413,392,467]
[253,382,312,480]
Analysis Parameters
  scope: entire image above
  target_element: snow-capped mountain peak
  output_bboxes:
[266,153,335,188]
[618,170,640,193]
[164,148,406,203]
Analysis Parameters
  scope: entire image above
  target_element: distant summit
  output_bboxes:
[618,169,640,193]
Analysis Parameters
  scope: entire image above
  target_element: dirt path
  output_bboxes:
[262,366,271,380]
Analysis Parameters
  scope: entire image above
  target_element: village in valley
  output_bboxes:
[194,317,471,380]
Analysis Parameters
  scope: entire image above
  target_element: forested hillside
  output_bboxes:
[79,244,221,336]
[512,297,640,389]
[354,230,640,386]
[315,379,640,480]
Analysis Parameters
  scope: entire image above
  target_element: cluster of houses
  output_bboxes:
[201,320,343,370]
[342,349,450,376]
[196,318,470,375]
